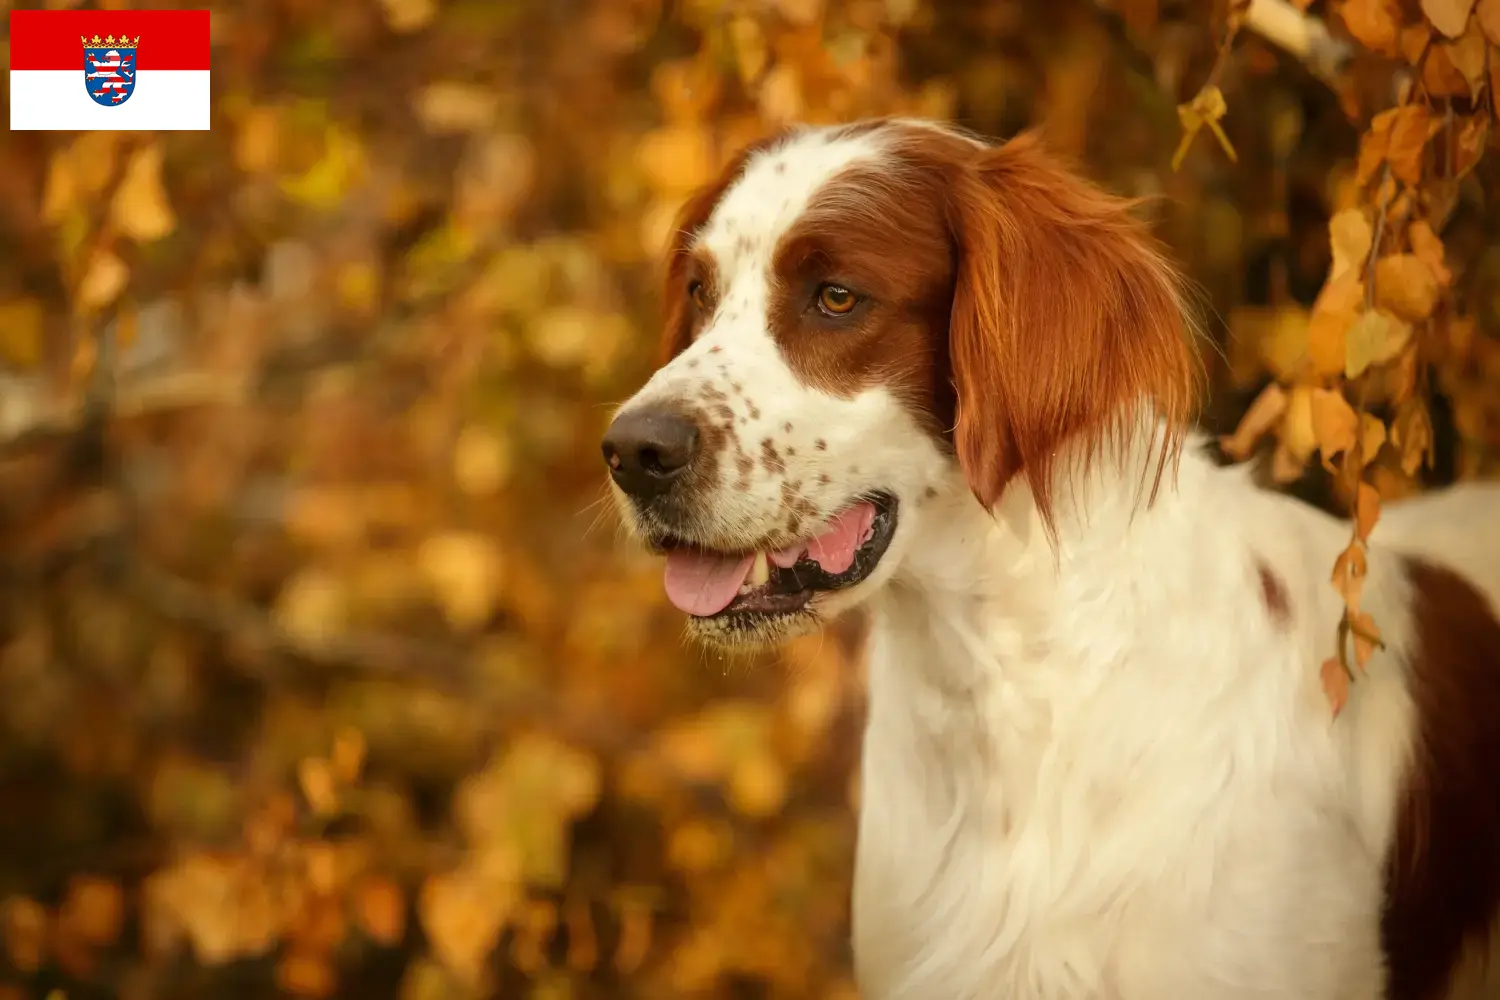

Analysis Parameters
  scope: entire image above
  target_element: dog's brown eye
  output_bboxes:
[816,284,857,317]
[688,280,709,311]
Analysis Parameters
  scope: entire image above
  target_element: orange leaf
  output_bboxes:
[1359,413,1388,463]
[1445,27,1488,98]
[1387,105,1437,185]
[1357,110,1396,185]
[1321,656,1350,717]
[1310,388,1359,464]
[1355,481,1382,540]
[1350,610,1383,669]
[1374,253,1441,321]
[1479,0,1500,42]
[1331,540,1369,608]
[1329,208,1373,279]
[1283,385,1319,462]
[1220,382,1289,461]
[1343,0,1406,55]
[1409,219,1453,287]
[1422,0,1477,36]
[1308,270,1363,377]
[1454,115,1488,178]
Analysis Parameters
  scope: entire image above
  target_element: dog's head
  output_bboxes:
[603,119,1199,647]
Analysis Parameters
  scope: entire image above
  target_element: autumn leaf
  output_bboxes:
[1283,385,1319,462]
[1374,253,1441,321]
[1359,413,1388,463]
[1308,270,1362,377]
[1445,27,1488,98]
[1310,387,1360,464]
[1355,481,1382,540]
[1422,0,1477,37]
[1331,540,1369,608]
[111,143,176,243]
[1173,84,1236,170]
[1479,0,1500,41]
[1328,208,1373,279]
[1321,656,1350,716]
[1343,0,1405,55]
[1220,382,1288,460]
[1357,110,1397,185]
[1386,105,1438,185]
[1408,219,1453,287]
[1349,609,1384,668]
[1345,309,1414,378]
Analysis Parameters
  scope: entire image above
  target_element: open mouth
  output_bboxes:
[652,492,898,622]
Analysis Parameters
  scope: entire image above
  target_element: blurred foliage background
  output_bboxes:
[0,0,1498,996]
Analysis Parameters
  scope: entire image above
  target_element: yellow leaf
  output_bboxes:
[1328,208,1372,280]
[1309,387,1359,462]
[413,82,498,135]
[1409,219,1453,287]
[420,868,515,986]
[1220,382,1288,461]
[76,251,128,315]
[274,568,349,646]
[417,532,504,630]
[1345,309,1413,378]
[0,299,45,368]
[1374,253,1441,321]
[1283,384,1318,461]
[280,125,364,210]
[453,425,513,495]
[1255,307,1312,380]
[234,105,281,173]
[111,143,176,243]
[377,0,436,33]
[1359,413,1388,463]
[297,756,339,816]
[1422,0,1476,37]
[1308,270,1362,377]
[634,125,716,195]
[1173,84,1235,170]
[1446,26,1488,98]
[1320,656,1350,717]
[729,754,788,819]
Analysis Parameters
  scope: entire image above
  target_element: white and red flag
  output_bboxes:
[9,9,210,131]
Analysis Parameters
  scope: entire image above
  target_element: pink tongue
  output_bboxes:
[795,501,876,574]
[663,550,754,617]
[661,501,878,617]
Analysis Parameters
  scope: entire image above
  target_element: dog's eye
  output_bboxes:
[688,280,709,311]
[816,284,858,317]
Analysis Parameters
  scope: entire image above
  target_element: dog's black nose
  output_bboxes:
[602,407,700,500]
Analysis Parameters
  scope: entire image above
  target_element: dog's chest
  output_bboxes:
[848,616,1385,1000]
[851,684,1171,1000]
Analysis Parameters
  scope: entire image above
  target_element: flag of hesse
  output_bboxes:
[9,10,210,131]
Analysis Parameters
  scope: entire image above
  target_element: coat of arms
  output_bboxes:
[82,34,139,107]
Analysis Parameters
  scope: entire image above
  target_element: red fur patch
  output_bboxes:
[937,131,1200,532]
[1383,559,1500,1000]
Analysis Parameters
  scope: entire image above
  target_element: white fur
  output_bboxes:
[610,122,1500,999]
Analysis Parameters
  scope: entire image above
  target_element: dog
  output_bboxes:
[601,118,1500,999]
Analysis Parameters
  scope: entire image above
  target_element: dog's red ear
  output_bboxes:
[946,132,1200,533]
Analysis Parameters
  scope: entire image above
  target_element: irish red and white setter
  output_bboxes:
[601,118,1500,1000]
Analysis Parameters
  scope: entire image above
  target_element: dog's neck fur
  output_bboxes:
[851,426,1402,998]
